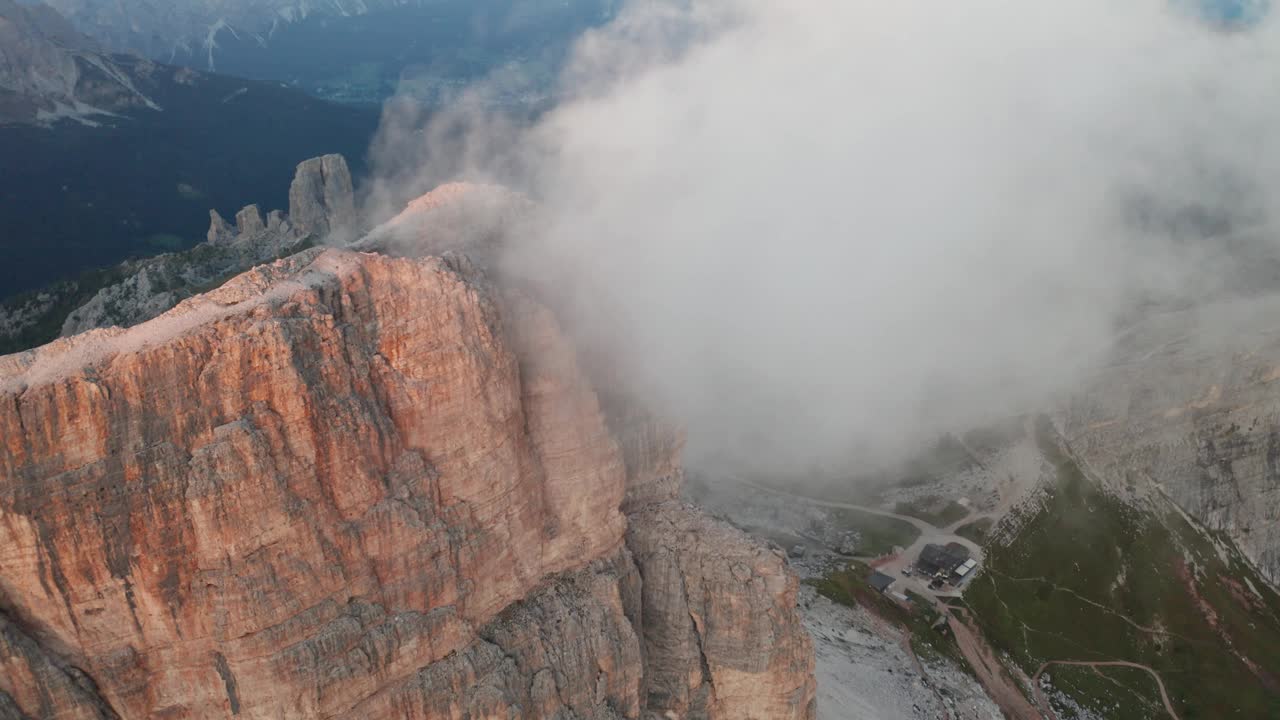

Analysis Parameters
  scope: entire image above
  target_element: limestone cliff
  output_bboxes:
[0,242,814,717]
[1060,295,1280,586]
[627,503,816,718]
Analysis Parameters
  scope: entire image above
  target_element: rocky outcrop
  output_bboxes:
[54,154,360,340]
[607,402,686,512]
[57,218,302,337]
[288,153,356,241]
[0,238,815,717]
[356,182,535,264]
[234,204,265,237]
[1061,296,1280,585]
[628,503,817,719]
[348,549,645,720]
[206,209,234,244]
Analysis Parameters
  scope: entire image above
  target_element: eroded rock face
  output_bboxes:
[0,610,117,720]
[1061,296,1280,585]
[628,503,817,720]
[0,245,815,718]
[0,249,628,717]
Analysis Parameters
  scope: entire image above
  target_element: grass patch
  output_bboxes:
[894,495,971,527]
[955,517,995,544]
[826,508,920,556]
[1042,664,1166,720]
[964,416,1280,719]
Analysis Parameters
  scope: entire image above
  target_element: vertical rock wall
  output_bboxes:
[0,248,815,719]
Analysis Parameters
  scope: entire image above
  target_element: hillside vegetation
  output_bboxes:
[965,417,1280,719]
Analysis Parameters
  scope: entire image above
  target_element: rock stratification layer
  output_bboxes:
[1060,298,1280,586]
[0,246,814,719]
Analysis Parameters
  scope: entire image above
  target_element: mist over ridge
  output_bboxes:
[366,0,1280,473]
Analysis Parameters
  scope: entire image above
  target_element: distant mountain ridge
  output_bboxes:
[0,0,158,124]
[0,1,378,298]
[35,0,615,106]
[41,0,426,70]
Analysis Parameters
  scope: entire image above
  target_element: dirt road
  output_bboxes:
[736,479,984,599]
[1031,661,1180,720]
[946,607,1043,720]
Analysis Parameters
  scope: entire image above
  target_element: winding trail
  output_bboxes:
[984,568,1191,641]
[735,478,984,599]
[1031,661,1180,720]
[738,478,947,532]
[737,478,1182,720]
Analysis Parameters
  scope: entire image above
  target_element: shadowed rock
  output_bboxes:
[206,209,234,244]
[234,204,265,236]
[266,209,288,234]
[288,153,356,241]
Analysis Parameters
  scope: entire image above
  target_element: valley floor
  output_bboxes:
[688,412,1280,719]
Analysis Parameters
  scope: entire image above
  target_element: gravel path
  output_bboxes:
[737,478,985,599]
[1032,661,1180,720]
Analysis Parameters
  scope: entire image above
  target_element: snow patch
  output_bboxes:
[77,52,161,111]
[1244,575,1265,600]
[202,19,244,71]
[35,99,112,127]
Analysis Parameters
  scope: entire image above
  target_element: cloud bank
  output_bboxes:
[368,0,1280,472]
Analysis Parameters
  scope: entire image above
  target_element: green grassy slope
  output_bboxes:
[965,417,1280,719]
[826,508,920,556]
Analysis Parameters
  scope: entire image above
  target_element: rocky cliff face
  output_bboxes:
[1060,295,1280,585]
[0,235,814,717]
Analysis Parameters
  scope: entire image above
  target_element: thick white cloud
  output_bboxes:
[372,0,1280,470]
